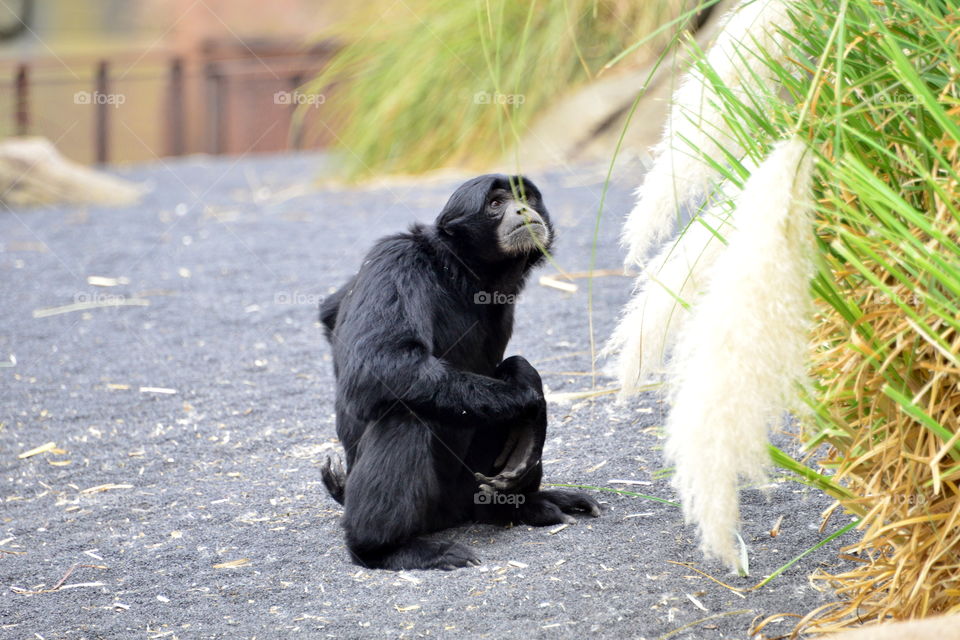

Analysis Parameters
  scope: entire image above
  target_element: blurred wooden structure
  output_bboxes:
[2,38,337,165]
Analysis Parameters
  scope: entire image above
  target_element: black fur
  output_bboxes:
[319,174,600,570]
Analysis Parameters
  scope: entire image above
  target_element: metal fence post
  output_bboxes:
[15,64,29,136]
[205,60,225,154]
[168,57,185,156]
[95,60,109,164]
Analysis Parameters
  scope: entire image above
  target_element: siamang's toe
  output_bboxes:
[542,490,602,517]
[580,497,602,517]
[436,542,481,570]
[321,454,347,505]
[324,455,344,478]
[563,494,601,517]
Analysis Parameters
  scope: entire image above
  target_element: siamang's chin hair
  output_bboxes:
[502,227,551,258]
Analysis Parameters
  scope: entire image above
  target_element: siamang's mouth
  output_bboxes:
[507,221,545,237]
[502,221,549,255]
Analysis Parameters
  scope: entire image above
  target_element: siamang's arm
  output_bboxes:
[342,339,540,427]
[402,356,542,427]
[319,276,356,340]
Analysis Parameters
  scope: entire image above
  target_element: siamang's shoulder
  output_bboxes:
[361,224,442,277]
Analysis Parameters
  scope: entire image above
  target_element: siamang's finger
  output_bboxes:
[475,470,520,491]
[474,471,497,485]
[483,469,531,493]
[475,472,505,490]
[497,431,539,479]
[494,430,521,468]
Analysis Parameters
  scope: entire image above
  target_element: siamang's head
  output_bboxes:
[436,175,552,265]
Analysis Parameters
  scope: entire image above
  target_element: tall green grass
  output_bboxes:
[300,0,688,179]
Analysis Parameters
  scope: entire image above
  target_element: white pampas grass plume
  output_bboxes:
[664,136,815,570]
[622,0,794,267]
[605,214,729,395]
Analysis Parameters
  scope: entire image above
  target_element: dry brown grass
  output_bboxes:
[797,137,960,632]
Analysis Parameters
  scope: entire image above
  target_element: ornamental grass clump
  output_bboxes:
[611,0,960,630]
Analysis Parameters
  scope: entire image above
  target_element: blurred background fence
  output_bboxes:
[0,0,341,164]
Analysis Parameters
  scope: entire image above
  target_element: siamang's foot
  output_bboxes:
[432,541,482,571]
[518,490,602,526]
[321,454,347,505]
[351,539,481,571]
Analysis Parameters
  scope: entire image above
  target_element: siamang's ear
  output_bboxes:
[436,175,500,231]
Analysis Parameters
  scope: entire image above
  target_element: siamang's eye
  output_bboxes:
[490,199,502,207]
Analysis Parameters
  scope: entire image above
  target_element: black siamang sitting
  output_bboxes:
[319,175,600,570]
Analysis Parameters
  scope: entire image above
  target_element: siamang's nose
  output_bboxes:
[514,205,529,216]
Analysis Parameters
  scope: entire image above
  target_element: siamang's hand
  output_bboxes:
[496,355,543,392]
[496,355,545,419]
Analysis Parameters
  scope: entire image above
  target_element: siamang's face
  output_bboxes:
[436,175,552,263]
[485,182,551,256]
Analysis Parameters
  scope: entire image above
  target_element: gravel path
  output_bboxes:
[0,153,851,639]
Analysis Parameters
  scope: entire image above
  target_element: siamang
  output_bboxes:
[318,174,600,570]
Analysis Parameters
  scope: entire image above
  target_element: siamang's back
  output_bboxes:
[322,225,512,378]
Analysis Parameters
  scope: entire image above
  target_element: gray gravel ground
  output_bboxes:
[0,153,852,639]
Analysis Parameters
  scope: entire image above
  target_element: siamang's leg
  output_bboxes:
[342,418,479,571]
[335,407,366,469]
[472,410,601,526]
[474,395,547,494]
